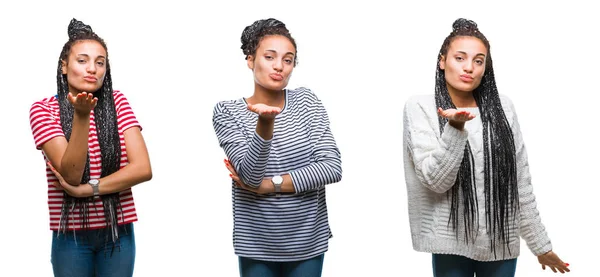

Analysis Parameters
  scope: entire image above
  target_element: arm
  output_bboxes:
[48,92,152,197]
[213,102,272,188]
[285,97,342,193]
[403,98,471,193]
[30,93,96,185]
[504,98,552,255]
[48,127,152,197]
[60,127,152,197]
[225,97,342,194]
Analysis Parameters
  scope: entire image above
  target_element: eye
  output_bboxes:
[97,61,105,66]
[265,55,274,60]
[284,59,293,64]
[77,59,86,63]
[475,60,484,65]
[455,56,464,61]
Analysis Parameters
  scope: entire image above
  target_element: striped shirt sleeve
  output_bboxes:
[29,99,64,150]
[114,91,142,132]
[213,102,271,187]
[288,97,342,193]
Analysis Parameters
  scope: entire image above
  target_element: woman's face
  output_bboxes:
[440,36,487,94]
[248,35,296,92]
[61,40,107,95]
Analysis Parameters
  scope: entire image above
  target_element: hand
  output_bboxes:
[67,92,98,115]
[437,107,476,122]
[247,103,281,120]
[224,159,274,195]
[47,162,91,198]
[537,251,570,273]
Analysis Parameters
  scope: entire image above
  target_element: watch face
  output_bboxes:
[272,175,283,185]
[89,179,99,186]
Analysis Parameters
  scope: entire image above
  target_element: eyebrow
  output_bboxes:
[456,51,486,58]
[265,49,295,56]
[76,54,106,59]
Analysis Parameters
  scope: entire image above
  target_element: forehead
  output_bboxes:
[70,40,107,57]
[448,36,487,55]
[257,35,296,54]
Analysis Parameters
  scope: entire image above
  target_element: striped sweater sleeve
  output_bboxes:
[503,97,552,256]
[213,102,271,187]
[403,97,469,193]
[288,96,342,193]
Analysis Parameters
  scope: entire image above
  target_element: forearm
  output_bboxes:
[228,131,272,188]
[288,158,342,193]
[98,162,152,195]
[409,123,469,193]
[59,112,91,184]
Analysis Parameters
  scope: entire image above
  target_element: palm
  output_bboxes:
[68,92,98,114]
[248,103,281,119]
[437,108,476,122]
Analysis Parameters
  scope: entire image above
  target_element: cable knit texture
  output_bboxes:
[403,94,552,261]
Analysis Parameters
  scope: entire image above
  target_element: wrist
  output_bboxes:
[257,116,275,124]
[79,183,94,198]
[448,120,465,130]
[74,110,91,118]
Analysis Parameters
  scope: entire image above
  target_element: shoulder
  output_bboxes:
[498,94,518,122]
[30,95,57,115]
[287,86,320,103]
[213,98,245,116]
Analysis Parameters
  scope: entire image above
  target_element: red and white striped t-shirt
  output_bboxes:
[29,90,140,231]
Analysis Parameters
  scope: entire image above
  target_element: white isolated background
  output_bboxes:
[0,0,597,276]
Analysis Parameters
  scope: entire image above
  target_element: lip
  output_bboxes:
[83,76,98,82]
[459,74,473,82]
[269,73,283,81]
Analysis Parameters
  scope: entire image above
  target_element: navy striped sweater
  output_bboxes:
[212,87,342,262]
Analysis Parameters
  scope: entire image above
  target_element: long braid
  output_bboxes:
[435,18,519,258]
[56,19,123,246]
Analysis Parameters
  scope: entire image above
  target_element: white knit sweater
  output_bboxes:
[403,94,552,261]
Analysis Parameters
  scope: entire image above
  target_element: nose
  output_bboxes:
[87,62,97,74]
[463,62,473,73]
[273,59,283,72]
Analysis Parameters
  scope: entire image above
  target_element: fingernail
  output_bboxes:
[565,263,569,267]
[229,174,233,177]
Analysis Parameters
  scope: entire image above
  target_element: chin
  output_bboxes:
[261,82,287,92]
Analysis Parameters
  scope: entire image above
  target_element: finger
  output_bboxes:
[52,182,63,190]
[542,264,546,270]
[550,266,557,273]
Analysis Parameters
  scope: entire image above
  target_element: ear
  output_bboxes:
[246,56,255,70]
[61,60,67,75]
[439,55,446,70]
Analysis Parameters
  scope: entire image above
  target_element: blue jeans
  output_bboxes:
[432,254,517,277]
[51,223,135,277]
[239,254,325,277]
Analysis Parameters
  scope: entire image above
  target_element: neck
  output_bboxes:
[447,84,477,108]
[247,83,285,108]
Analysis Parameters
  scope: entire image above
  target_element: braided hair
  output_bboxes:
[56,19,123,245]
[241,18,297,66]
[435,18,519,258]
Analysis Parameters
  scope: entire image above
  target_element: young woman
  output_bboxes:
[212,18,342,277]
[402,18,569,276]
[29,19,151,277]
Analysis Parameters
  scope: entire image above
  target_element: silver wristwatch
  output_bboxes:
[89,179,100,197]
[271,175,283,197]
